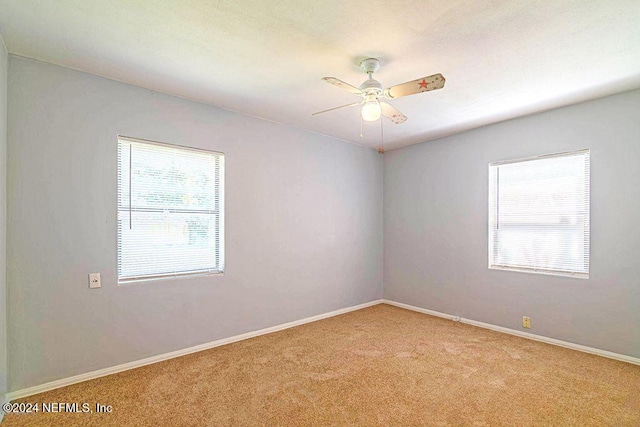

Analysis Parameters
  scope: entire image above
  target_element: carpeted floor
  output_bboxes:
[4,304,640,426]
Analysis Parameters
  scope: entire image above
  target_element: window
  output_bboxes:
[117,136,224,283]
[488,150,590,278]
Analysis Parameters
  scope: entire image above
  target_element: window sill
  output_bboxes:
[489,265,588,279]
[117,270,224,286]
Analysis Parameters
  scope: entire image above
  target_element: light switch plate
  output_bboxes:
[89,273,101,289]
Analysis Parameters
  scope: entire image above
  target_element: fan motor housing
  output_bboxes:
[359,78,382,95]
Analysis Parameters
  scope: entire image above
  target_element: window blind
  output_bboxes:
[117,136,224,283]
[488,150,590,278]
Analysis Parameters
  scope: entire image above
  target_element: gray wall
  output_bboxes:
[6,53,638,393]
[384,89,640,358]
[0,34,7,398]
[7,56,383,391]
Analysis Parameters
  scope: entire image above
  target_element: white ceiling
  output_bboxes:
[1,0,639,150]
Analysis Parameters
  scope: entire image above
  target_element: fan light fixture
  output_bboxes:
[361,98,381,122]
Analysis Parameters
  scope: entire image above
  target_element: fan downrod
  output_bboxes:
[359,58,383,94]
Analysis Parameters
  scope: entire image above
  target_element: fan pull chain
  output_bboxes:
[378,118,384,153]
[129,144,133,229]
[360,115,364,138]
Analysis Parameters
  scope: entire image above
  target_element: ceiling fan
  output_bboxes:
[313,58,446,125]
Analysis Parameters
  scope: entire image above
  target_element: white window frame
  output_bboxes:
[488,149,590,279]
[117,135,225,284]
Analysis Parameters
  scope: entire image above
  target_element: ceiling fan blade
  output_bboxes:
[380,102,407,124]
[322,77,363,95]
[312,102,360,116]
[384,73,446,99]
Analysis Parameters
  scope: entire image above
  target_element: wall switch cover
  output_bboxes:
[89,273,101,289]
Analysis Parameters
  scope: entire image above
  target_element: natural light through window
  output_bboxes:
[117,136,224,283]
[488,150,590,278]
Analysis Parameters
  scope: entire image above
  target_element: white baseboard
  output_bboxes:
[383,300,460,321]
[383,299,640,366]
[7,299,384,401]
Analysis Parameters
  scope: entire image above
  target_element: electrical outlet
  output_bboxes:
[522,316,531,329]
[89,273,101,289]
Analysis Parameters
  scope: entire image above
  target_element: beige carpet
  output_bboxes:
[4,304,640,426]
